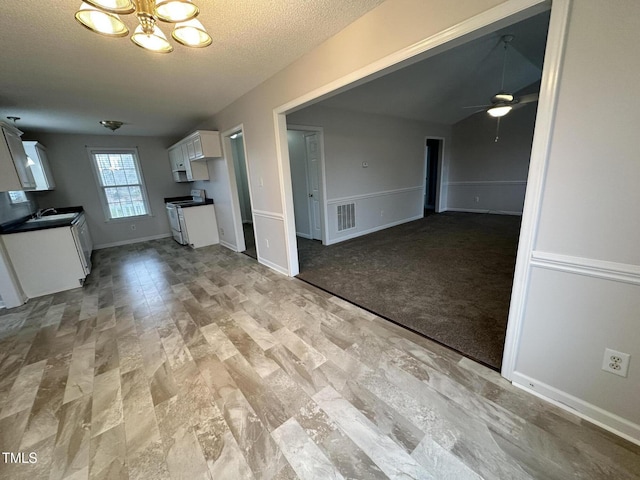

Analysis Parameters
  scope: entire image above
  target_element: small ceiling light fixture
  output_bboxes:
[100,120,124,131]
[75,0,210,53]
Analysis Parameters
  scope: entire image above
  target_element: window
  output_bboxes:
[88,148,151,220]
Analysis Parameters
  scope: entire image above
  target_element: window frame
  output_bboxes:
[87,147,153,222]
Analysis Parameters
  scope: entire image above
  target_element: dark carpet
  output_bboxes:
[296,212,521,370]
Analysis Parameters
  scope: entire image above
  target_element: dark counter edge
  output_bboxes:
[0,207,84,234]
[164,197,214,208]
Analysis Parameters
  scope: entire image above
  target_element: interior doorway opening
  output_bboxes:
[287,125,326,245]
[424,137,444,213]
[226,129,257,259]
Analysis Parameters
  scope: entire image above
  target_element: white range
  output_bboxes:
[165,189,219,248]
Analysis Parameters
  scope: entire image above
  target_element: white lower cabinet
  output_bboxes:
[180,204,219,248]
[1,226,89,298]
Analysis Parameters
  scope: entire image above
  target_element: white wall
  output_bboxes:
[195,0,508,272]
[287,105,450,243]
[446,103,537,214]
[512,0,640,442]
[287,130,312,238]
[24,133,191,248]
[191,0,639,442]
[194,157,239,251]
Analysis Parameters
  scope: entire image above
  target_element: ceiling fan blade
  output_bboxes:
[518,92,539,104]
[463,104,491,109]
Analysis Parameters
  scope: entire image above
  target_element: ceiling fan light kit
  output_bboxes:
[487,105,512,118]
[75,0,210,52]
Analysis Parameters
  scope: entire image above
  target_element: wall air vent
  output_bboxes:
[337,203,356,231]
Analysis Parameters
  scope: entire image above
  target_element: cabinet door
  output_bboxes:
[193,135,203,158]
[186,140,196,160]
[3,128,35,189]
[23,142,55,190]
[182,143,194,180]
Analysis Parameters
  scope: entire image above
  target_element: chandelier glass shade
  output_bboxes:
[75,0,210,52]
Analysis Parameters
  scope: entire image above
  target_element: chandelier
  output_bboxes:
[75,0,212,53]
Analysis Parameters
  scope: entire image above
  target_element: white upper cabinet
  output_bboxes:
[168,130,221,182]
[23,141,56,191]
[0,122,35,191]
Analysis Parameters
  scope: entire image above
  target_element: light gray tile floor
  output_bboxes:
[0,239,638,480]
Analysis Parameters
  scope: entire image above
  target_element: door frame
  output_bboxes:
[273,0,570,380]
[287,125,328,245]
[423,136,447,213]
[221,124,256,255]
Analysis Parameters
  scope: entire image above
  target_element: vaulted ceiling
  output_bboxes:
[315,11,550,125]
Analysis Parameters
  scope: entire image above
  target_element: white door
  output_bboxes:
[305,133,322,240]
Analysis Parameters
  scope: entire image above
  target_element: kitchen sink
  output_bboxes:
[26,213,78,224]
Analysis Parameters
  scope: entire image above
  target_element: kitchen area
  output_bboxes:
[0,120,223,311]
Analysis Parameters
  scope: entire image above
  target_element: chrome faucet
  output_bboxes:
[35,207,57,219]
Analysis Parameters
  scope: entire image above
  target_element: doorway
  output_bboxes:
[226,129,257,259]
[424,138,444,213]
[287,126,326,243]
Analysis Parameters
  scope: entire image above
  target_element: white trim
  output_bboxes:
[445,208,522,216]
[94,233,171,250]
[258,256,289,276]
[219,239,238,252]
[296,232,313,240]
[530,251,640,286]
[274,112,300,276]
[326,214,423,245]
[512,372,640,446]
[221,124,248,254]
[252,209,285,221]
[86,146,153,222]
[502,0,572,380]
[287,125,328,245]
[327,186,423,205]
[276,1,549,116]
[446,180,528,186]
[273,0,551,279]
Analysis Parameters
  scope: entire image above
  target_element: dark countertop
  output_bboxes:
[0,207,84,234]
[164,196,214,208]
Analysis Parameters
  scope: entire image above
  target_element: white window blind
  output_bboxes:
[89,148,150,220]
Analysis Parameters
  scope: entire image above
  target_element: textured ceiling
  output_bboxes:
[317,11,550,125]
[0,0,385,136]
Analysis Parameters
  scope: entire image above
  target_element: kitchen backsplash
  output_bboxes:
[0,191,38,224]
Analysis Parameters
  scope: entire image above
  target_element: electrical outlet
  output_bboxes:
[131,224,136,230]
[220,228,224,236]
[474,196,480,203]
[380,210,384,217]
[602,348,630,377]
[265,239,270,248]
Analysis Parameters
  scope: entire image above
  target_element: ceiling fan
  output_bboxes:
[465,34,539,141]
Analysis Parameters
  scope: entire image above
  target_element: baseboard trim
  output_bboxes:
[445,208,523,216]
[531,251,640,285]
[512,372,640,446]
[219,239,238,252]
[94,233,172,250]
[296,232,313,240]
[258,256,289,276]
[326,214,423,245]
